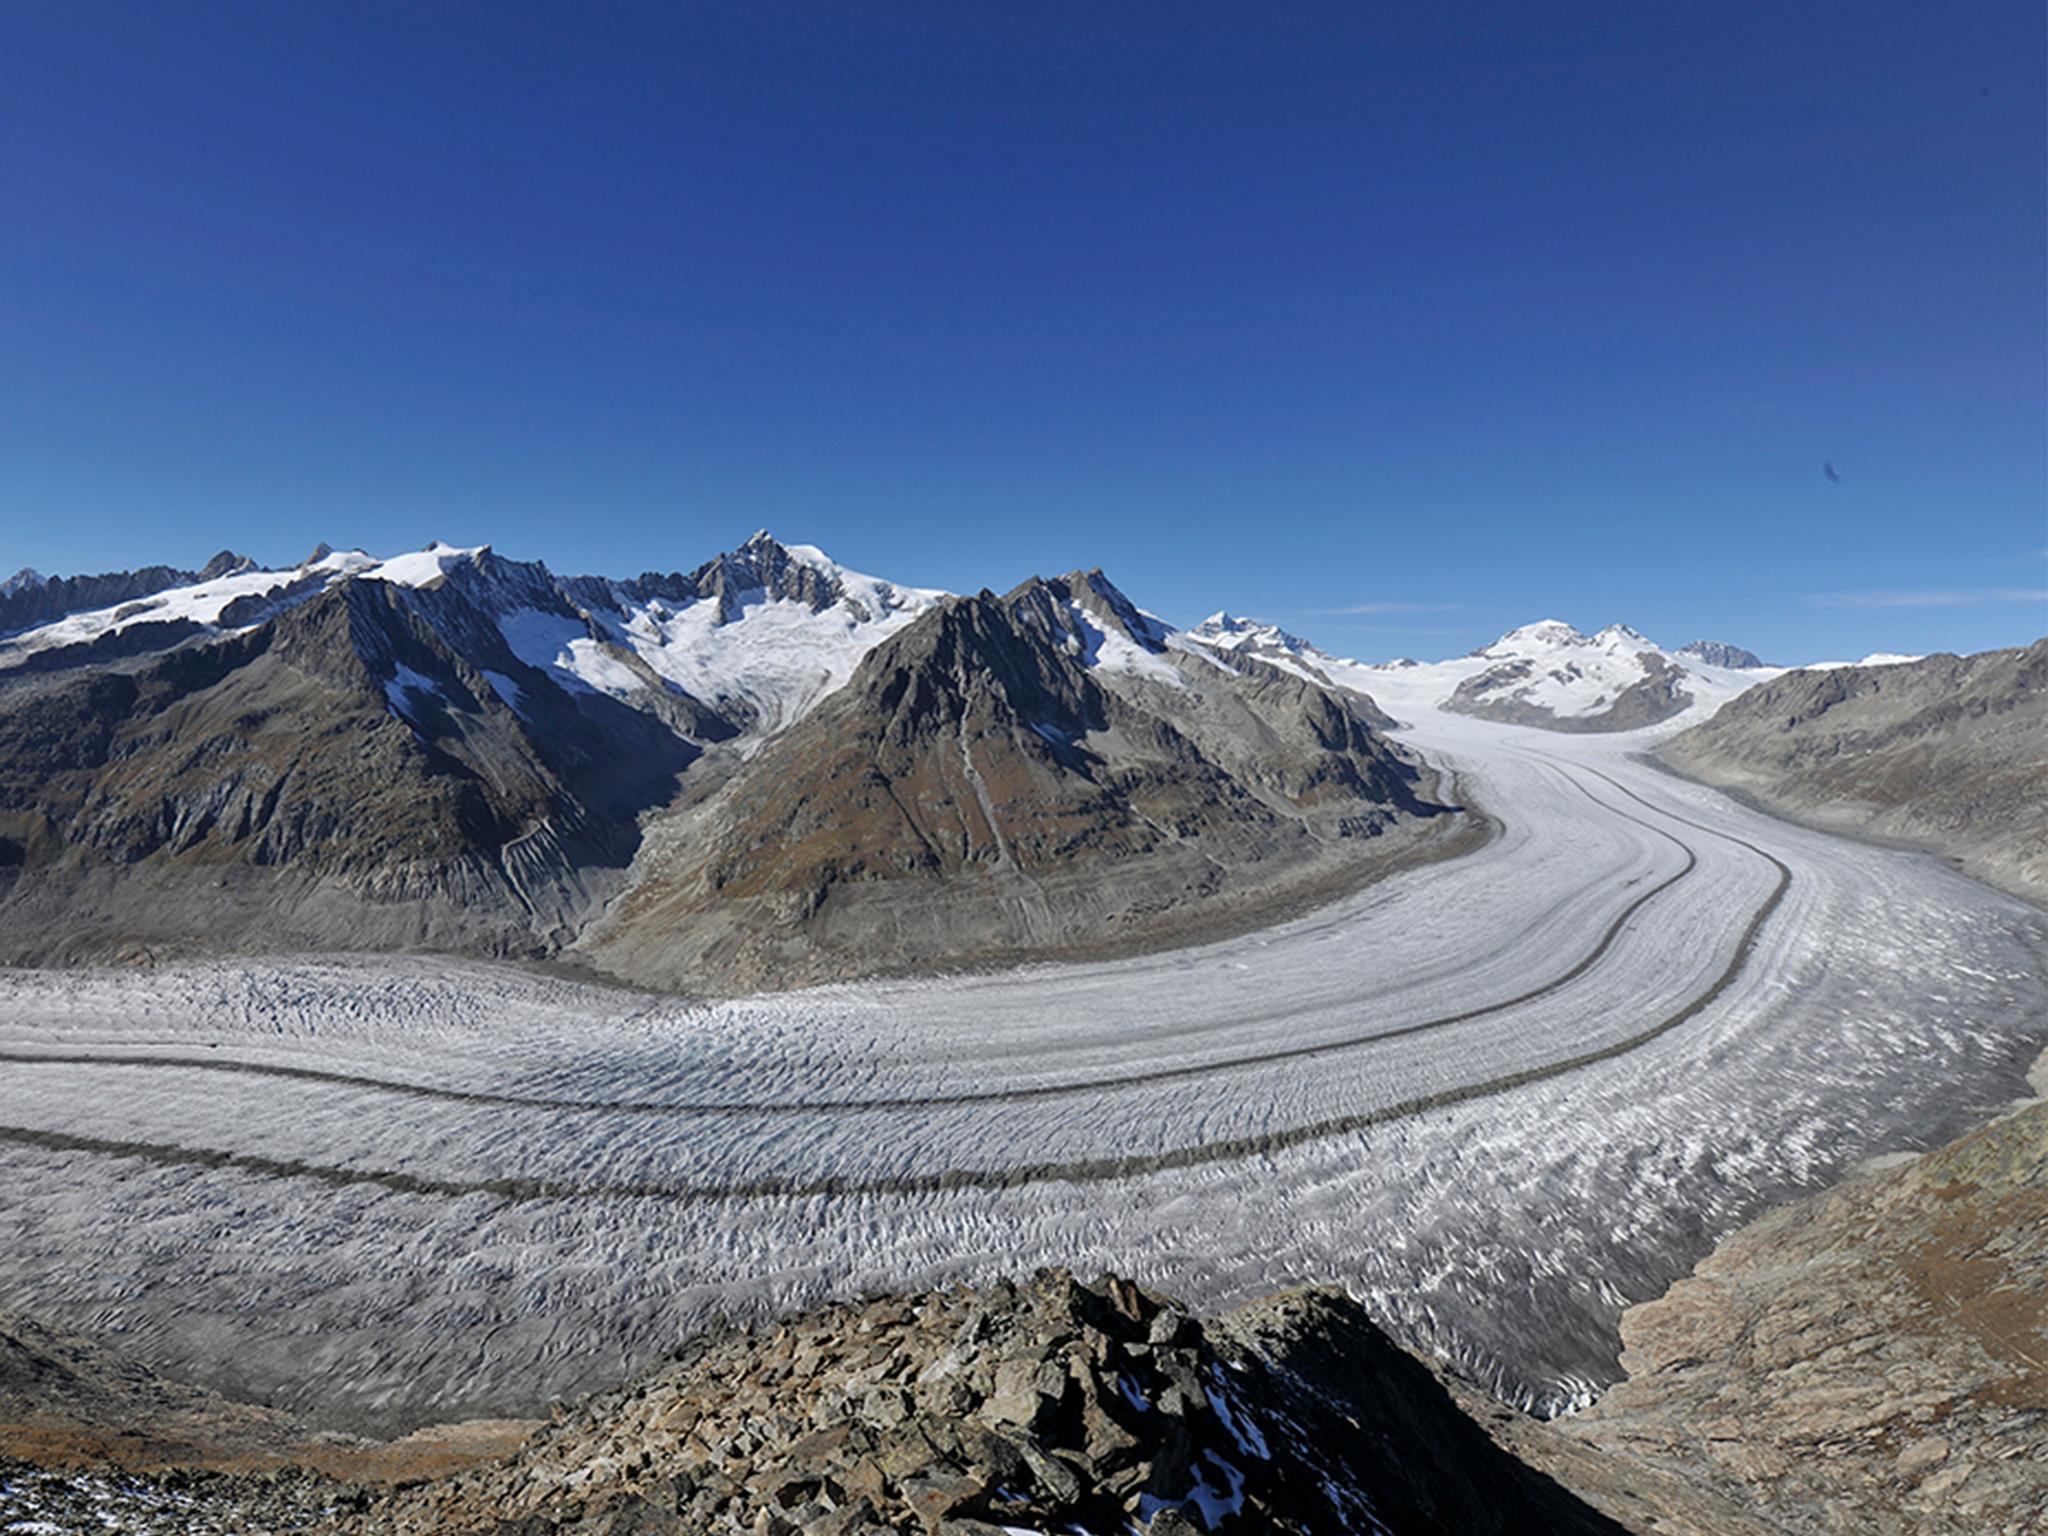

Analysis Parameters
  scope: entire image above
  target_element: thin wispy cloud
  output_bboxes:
[1806,588,2048,610]
[1341,624,1469,636]
[1306,601,1463,616]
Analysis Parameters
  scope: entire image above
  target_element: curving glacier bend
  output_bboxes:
[0,693,2042,1431]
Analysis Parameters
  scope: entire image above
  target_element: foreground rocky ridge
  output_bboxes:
[1657,638,2048,904]
[3,1272,1639,1536]
[1556,1058,2048,1535]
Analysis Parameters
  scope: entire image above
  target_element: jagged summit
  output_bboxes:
[680,530,860,621]
[1191,611,1319,654]
[1182,610,1353,689]
[1677,639,1766,669]
[197,550,257,581]
[1,567,45,597]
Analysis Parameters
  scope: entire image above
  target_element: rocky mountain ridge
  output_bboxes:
[578,569,1452,990]
[1657,638,2048,904]
[0,551,258,664]
[354,1269,1643,1536]
[0,537,1448,989]
[0,1271,1660,1535]
[1553,1052,2048,1535]
[1676,639,1765,669]
[1184,613,1774,733]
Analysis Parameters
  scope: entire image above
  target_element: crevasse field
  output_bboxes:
[1,688,2043,1433]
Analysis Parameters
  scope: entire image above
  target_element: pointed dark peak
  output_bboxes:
[1066,568,1170,652]
[684,532,845,622]
[198,550,258,581]
[979,569,1172,669]
[1678,640,1766,669]
[993,574,1083,653]
[303,543,335,566]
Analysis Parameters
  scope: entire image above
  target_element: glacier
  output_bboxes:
[0,630,2040,1435]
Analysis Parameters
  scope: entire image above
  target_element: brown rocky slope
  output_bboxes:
[0,568,697,965]
[1553,1059,2048,1536]
[579,570,1463,991]
[1656,638,2048,904]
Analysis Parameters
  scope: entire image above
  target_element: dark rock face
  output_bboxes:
[581,571,1452,991]
[0,569,697,964]
[1657,639,2048,903]
[354,1270,1627,1535]
[1675,640,1764,669]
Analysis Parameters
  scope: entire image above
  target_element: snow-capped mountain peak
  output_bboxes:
[1188,612,1320,657]
[1593,622,1650,648]
[548,534,949,736]
[0,568,44,598]
[0,535,949,742]
[357,541,494,588]
[1477,619,1587,657]
[1181,611,1351,687]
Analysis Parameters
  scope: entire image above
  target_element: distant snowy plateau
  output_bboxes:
[0,540,2041,1434]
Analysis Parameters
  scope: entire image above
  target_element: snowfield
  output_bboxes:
[0,689,2041,1432]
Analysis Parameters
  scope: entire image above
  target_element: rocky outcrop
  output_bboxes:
[342,1270,1624,1536]
[1556,1064,2048,1535]
[1657,638,2048,903]
[1676,640,1765,670]
[592,530,879,625]
[578,571,1460,991]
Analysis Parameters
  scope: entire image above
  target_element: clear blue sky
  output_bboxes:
[2,2,2042,662]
